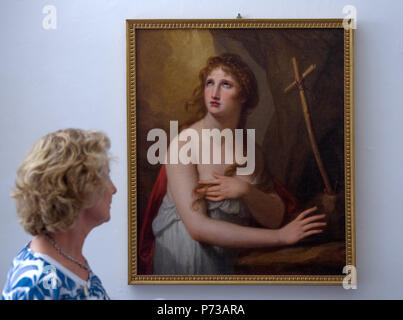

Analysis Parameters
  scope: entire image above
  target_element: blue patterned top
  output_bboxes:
[1,243,110,300]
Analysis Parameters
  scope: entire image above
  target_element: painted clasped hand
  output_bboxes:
[197,173,250,201]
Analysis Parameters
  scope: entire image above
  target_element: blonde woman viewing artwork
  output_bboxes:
[2,129,116,300]
[143,53,326,275]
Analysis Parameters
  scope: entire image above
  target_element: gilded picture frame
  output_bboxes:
[127,19,355,285]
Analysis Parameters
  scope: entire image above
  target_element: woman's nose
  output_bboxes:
[212,85,220,99]
[113,183,117,195]
[110,181,117,195]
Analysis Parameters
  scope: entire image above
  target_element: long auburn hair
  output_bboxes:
[184,53,260,208]
[182,53,259,130]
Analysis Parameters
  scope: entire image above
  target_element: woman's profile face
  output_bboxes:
[85,165,117,227]
[204,67,245,119]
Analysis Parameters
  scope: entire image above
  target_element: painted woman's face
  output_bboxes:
[204,67,244,119]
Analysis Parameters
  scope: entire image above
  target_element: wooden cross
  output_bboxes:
[284,57,334,195]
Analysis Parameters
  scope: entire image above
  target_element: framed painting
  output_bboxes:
[127,19,355,285]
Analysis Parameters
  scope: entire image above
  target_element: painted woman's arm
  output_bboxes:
[166,141,324,248]
[244,146,285,227]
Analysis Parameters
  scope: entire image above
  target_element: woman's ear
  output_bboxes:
[237,91,247,104]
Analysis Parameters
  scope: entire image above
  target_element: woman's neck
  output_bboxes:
[202,112,240,131]
[49,227,88,259]
[32,217,91,264]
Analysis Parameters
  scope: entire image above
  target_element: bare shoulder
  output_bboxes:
[165,124,199,179]
[185,119,203,132]
[167,120,202,151]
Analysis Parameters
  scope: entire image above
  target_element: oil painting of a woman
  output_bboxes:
[132,25,350,280]
[139,54,326,275]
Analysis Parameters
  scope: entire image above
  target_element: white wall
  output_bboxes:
[1,0,402,299]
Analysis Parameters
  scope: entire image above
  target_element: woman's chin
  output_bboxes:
[103,214,111,223]
[97,213,111,226]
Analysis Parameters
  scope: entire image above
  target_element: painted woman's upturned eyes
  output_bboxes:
[205,79,233,89]
[206,79,214,87]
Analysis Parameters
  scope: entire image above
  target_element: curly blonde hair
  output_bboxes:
[12,128,112,235]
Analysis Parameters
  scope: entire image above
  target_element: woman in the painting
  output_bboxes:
[144,53,326,275]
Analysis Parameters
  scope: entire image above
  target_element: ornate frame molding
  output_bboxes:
[127,19,355,285]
